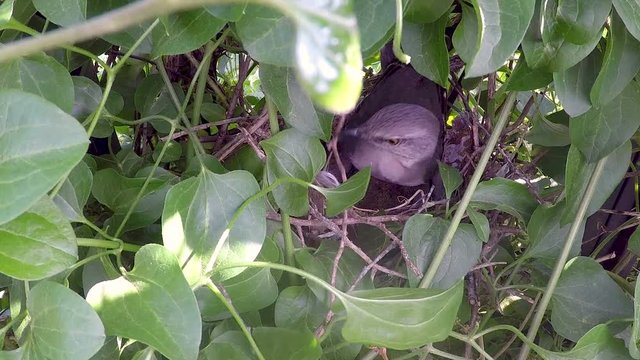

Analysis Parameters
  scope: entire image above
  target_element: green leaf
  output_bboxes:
[236,5,294,67]
[261,129,326,216]
[71,76,113,138]
[551,257,633,342]
[259,65,332,140]
[204,2,247,21]
[0,197,77,280]
[196,239,279,320]
[613,0,640,43]
[290,2,363,113]
[452,2,478,66]
[32,0,86,27]
[505,56,554,91]
[556,0,611,45]
[199,331,253,360]
[152,140,182,163]
[338,281,463,349]
[522,0,602,72]
[553,49,601,117]
[0,90,88,225]
[162,170,266,285]
[438,161,463,199]
[86,244,201,360]
[53,160,93,222]
[463,0,535,77]
[274,286,326,329]
[628,227,640,257]
[0,53,74,113]
[313,168,371,217]
[253,327,322,360]
[402,12,450,87]
[354,0,395,57]
[562,141,631,224]
[134,74,184,133]
[570,80,640,162]
[151,9,226,57]
[547,324,633,360]
[526,110,571,147]
[0,0,14,27]
[25,281,105,360]
[403,215,481,289]
[469,178,538,223]
[591,10,640,106]
[404,0,453,23]
[467,208,490,243]
[523,202,583,261]
[631,274,640,358]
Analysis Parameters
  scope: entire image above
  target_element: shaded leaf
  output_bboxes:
[551,257,633,341]
[469,178,538,223]
[553,49,601,117]
[524,202,583,261]
[87,244,201,360]
[404,0,453,23]
[556,0,611,45]
[236,5,294,66]
[261,129,326,216]
[339,282,463,349]
[274,286,326,329]
[313,167,371,217]
[151,9,226,57]
[505,56,553,91]
[253,327,322,360]
[526,110,571,147]
[438,161,463,199]
[0,197,77,280]
[26,281,105,360]
[204,2,247,22]
[0,90,88,225]
[571,80,640,162]
[613,0,640,42]
[591,10,640,106]
[53,160,93,222]
[548,324,633,359]
[467,208,490,243]
[402,12,450,87]
[354,0,395,57]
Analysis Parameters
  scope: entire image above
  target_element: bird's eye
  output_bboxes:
[386,138,400,145]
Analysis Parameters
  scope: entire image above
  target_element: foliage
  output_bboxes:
[0,0,639,359]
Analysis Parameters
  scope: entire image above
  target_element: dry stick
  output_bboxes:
[373,223,422,278]
[517,158,607,360]
[420,92,518,289]
[215,110,268,160]
[348,241,398,291]
[266,211,413,227]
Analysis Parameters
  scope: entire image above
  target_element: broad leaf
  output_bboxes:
[556,0,611,45]
[438,161,463,200]
[402,12,450,87]
[403,215,481,289]
[469,178,538,223]
[570,80,640,162]
[631,274,640,358]
[505,55,553,91]
[338,281,463,349]
[236,5,295,67]
[354,0,395,57]
[548,324,633,360]
[259,65,332,140]
[253,327,322,360]
[199,331,253,360]
[467,208,490,243]
[463,0,535,77]
[613,0,640,42]
[86,244,201,360]
[151,9,226,57]
[551,257,633,341]
[204,2,247,21]
[404,0,453,23]
[32,0,87,27]
[523,202,583,262]
[53,160,93,222]
[0,53,74,112]
[562,142,631,224]
[553,49,601,117]
[452,2,478,66]
[313,167,371,217]
[162,169,266,285]
[274,286,326,329]
[0,197,77,280]
[591,10,640,106]
[25,281,105,360]
[261,129,326,216]
[526,110,571,147]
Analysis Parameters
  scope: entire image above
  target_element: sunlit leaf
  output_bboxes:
[556,0,611,45]
[87,244,201,360]
[469,178,538,223]
[151,9,226,57]
[253,327,322,360]
[313,167,371,217]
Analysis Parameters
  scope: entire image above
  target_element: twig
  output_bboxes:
[160,116,248,141]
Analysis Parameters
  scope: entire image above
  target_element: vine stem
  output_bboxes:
[419,92,517,289]
[517,156,606,360]
[393,0,411,64]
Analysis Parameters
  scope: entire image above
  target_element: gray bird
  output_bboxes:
[339,103,442,187]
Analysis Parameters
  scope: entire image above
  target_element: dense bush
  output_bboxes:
[0,0,639,359]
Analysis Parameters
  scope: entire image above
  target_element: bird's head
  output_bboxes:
[339,103,442,186]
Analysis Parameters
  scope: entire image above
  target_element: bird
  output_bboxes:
[339,103,443,187]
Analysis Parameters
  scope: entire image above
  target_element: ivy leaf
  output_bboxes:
[523,202,583,262]
[312,167,371,217]
[354,0,395,58]
[25,281,105,360]
[547,324,633,359]
[613,0,640,43]
[0,90,88,225]
[162,170,266,285]
[469,178,538,223]
[555,0,611,45]
[505,56,553,91]
[553,49,601,117]
[463,0,535,78]
[438,161,463,200]
[467,208,490,243]
[87,244,201,360]
[53,161,93,222]
[151,9,226,57]
[253,327,322,360]
[404,0,453,23]
[236,5,295,67]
